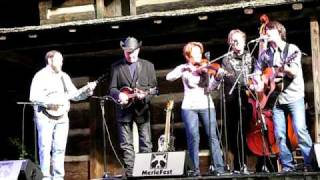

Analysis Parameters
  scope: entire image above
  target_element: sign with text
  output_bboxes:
[133,151,188,177]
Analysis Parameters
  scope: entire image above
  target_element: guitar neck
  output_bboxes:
[164,109,172,146]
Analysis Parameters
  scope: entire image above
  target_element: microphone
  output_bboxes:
[248,36,269,43]
[204,51,210,60]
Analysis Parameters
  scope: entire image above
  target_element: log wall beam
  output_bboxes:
[310,17,320,142]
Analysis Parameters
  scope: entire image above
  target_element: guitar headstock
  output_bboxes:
[285,51,299,65]
[166,99,174,111]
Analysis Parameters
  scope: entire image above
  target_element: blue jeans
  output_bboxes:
[181,108,224,173]
[272,98,312,170]
[34,111,69,180]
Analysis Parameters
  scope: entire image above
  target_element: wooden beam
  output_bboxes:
[3,0,318,34]
[310,17,320,143]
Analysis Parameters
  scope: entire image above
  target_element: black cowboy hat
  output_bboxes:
[120,37,142,52]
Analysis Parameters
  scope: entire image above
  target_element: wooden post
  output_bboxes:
[130,0,136,15]
[96,0,105,18]
[310,17,320,143]
[121,0,136,16]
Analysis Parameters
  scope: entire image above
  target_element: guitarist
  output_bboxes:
[109,37,157,177]
[253,21,312,172]
[29,50,97,180]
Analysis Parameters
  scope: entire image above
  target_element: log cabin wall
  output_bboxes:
[0,0,319,179]
[39,0,136,24]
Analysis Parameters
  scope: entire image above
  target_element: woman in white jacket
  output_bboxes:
[166,42,225,176]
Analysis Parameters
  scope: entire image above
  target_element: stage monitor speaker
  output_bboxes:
[0,159,43,180]
[132,151,193,177]
[309,143,320,170]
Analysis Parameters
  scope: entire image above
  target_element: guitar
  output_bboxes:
[116,86,158,108]
[158,99,175,152]
[41,73,107,119]
[257,50,299,109]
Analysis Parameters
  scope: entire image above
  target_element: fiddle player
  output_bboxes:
[221,29,253,172]
[166,42,225,176]
[253,21,313,172]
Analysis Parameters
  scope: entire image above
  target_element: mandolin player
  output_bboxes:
[109,36,158,178]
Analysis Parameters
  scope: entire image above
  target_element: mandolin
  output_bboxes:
[116,86,158,108]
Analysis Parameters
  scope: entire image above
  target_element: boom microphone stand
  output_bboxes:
[204,51,233,175]
[228,59,249,175]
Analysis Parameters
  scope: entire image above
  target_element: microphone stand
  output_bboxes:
[205,52,215,175]
[91,95,112,178]
[246,40,273,172]
[220,78,231,172]
[16,102,39,163]
[228,60,249,175]
[205,51,233,175]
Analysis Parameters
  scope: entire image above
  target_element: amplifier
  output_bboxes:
[0,159,42,180]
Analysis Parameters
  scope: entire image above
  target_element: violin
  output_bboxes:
[191,58,227,79]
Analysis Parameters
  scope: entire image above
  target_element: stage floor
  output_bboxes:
[101,171,320,180]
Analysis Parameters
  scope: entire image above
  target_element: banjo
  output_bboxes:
[40,73,107,119]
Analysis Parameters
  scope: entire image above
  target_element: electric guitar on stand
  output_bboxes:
[158,99,175,152]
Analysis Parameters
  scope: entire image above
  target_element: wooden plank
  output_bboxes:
[310,17,320,143]
[51,0,94,8]
[65,155,90,162]
[41,11,96,24]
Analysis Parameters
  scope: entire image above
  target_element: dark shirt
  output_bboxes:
[127,61,137,79]
[222,51,254,89]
